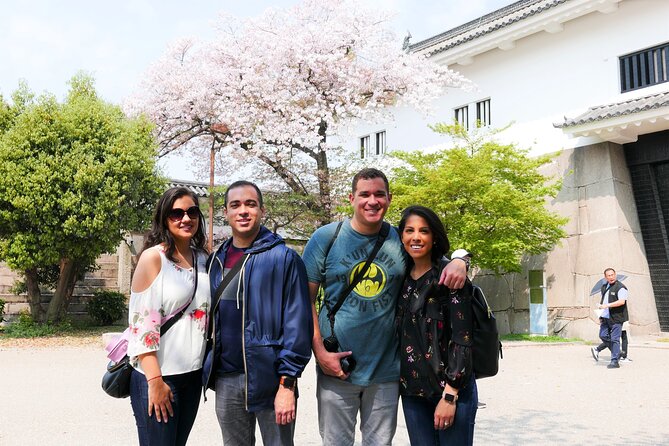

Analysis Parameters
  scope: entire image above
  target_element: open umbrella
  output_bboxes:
[590,274,627,296]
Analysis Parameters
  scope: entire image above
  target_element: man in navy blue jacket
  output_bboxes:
[203,180,313,446]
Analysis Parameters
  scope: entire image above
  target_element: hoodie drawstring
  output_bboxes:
[236,255,250,310]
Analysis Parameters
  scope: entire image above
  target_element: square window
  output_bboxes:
[360,135,370,159]
[476,99,491,127]
[375,131,386,155]
[454,105,468,128]
[620,42,669,93]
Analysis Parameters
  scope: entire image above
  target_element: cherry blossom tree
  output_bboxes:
[127,0,468,226]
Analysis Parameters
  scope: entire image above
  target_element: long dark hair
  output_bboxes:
[398,205,450,265]
[142,187,208,262]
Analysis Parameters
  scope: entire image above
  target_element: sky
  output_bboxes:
[0,0,511,180]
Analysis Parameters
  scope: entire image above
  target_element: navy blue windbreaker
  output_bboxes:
[203,226,313,412]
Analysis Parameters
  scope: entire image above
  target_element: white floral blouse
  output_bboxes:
[127,245,210,376]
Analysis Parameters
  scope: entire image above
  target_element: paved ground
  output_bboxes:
[1,336,668,445]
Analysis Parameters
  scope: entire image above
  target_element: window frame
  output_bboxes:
[619,42,669,93]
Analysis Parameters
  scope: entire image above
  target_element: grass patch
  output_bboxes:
[0,313,125,339]
[500,333,582,343]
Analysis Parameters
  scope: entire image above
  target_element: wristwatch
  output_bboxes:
[442,392,458,404]
[280,376,297,390]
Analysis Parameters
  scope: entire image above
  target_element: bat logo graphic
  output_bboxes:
[350,261,386,299]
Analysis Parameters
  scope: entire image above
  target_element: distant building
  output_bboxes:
[333,0,669,339]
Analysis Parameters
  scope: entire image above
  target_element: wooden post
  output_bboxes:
[208,123,229,252]
[209,141,215,252]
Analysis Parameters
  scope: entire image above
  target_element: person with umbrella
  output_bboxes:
[590,268,629,369]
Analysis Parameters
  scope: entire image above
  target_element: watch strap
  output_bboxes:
[442,390,458,403]
[280,376,296,390]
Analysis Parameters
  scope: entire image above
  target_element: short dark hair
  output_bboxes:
[398,205,450,265]
[143,187,208,261]
[224,181,264,208]
[604,267,616,275]
[352,168,389,194]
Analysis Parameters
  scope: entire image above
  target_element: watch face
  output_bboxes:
[443,393,455,402]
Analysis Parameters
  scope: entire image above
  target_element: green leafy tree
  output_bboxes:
[263,191,324,240]
[0,74,163,323]
[389,124,568,273]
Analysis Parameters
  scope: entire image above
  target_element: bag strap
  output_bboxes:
[326,222,390,329]
[317,221,344,309]
[323,221,344,271]
[160,250,199,335]
[206,251,250,340]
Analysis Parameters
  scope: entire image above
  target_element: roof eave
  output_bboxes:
[556,107,669,144]
[415,0,622,67]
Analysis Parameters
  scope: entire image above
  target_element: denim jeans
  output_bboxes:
[316,373,399,446]
[215,373,295,446]
[401,376,478,446]
[129,368,201,446]
[598,318,622,361]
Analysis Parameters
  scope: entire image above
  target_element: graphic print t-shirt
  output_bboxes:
[303,219,407,386]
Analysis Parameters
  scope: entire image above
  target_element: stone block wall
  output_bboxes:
[474,142,661,340]
[0,242,134,322]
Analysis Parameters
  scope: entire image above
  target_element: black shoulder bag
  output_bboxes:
[321,222,390,373]
[102,251,200,398]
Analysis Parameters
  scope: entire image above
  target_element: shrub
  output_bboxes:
[0,298,5,320]
[87,291,126,326]
[3,311,73,337]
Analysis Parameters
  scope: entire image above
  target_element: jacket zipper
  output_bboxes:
[204,256,225,402]
[240,262,249,411]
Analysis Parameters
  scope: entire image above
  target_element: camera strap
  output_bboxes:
[326,222,390,334]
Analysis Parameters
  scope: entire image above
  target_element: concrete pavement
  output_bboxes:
[1,337,668,445]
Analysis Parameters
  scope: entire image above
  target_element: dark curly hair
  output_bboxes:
[398,205,450,265]
[142,187,208,262]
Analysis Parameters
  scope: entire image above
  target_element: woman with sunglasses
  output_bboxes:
[396,205,478,445]
[127,187,210,446]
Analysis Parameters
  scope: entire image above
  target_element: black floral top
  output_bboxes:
[397,265,473,398]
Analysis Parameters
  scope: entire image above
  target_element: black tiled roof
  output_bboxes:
[556,90,669,128]
[168,179,210,197]
[410,0,567,55]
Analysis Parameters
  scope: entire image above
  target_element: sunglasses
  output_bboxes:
[168,206,200,221]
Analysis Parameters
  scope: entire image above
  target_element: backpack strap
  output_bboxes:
[323,221,343,269]
[317,221,343,309]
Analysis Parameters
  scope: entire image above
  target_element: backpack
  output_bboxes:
[470,283,503,379]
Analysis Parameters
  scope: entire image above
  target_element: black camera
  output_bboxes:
[323,335,356,374]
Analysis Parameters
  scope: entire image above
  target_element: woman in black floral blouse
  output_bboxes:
[396,205,478,445]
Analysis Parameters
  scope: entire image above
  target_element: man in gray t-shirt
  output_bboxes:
[302,168,467,445]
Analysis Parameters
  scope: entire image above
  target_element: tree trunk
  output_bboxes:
[25,268,46,323]
[45,258,79,323]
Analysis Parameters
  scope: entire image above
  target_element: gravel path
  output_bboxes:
[1,336,668,445]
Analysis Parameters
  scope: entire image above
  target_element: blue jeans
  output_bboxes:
[598,318,622,362]
[316,374,399,446]
[130,368,201,446]
[401,377,478,446]
[215,373,295,446]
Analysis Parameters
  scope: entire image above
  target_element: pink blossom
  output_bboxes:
[125,0,470,212]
